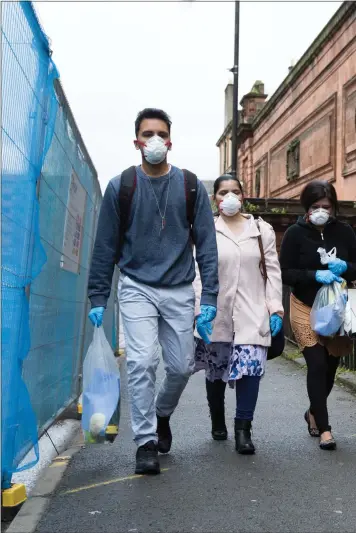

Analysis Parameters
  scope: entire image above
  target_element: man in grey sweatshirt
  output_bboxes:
[88,108,218,475]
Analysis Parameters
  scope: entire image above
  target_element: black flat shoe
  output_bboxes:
[320,437,336,450]
[304,410,320,437]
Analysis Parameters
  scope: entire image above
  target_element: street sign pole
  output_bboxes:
[231,1,240,178]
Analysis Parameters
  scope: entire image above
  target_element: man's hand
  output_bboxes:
[196,305,217,344]
[88,307,105,327]
[199,304,217,323]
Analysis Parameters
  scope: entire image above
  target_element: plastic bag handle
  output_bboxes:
[93,325,106,344]
[318,246,337,265]
[329,247,337,259]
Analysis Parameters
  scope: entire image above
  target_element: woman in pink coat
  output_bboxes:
[193,174,284,454]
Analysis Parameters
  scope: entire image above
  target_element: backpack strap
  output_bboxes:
[182,169,197,228]
[256,220,268,285]
[118,166,137,260]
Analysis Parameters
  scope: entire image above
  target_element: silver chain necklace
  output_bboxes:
[147,170,171,233]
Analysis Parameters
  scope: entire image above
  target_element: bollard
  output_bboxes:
[1,483,27,522]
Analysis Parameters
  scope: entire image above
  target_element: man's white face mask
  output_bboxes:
[142,135,170,165]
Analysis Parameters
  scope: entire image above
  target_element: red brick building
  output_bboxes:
[217,1,356,201]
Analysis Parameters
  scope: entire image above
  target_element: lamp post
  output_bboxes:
[230,1,240,178]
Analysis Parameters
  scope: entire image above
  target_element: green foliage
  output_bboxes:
[270,207,288,215]
[244,201,259,213]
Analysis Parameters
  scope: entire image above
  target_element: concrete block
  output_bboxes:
[31,462,68,498]
[6,497,49,533]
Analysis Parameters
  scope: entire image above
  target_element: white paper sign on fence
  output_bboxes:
[61,169,87,274]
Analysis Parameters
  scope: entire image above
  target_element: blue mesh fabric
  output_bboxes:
[1,2,60,487]
[1,2,118,489]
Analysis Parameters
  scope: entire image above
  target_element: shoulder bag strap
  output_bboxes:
[256,220,268,286]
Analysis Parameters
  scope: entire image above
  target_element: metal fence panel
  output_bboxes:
[1,1,59,487]
[1,2,117,486]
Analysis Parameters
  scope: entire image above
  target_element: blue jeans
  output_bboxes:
[235,376,261,421]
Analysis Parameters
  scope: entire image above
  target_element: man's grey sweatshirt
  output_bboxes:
[88,165,219,309]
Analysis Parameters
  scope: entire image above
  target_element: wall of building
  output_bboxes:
[251,4,356,200]
[219,3,356,201]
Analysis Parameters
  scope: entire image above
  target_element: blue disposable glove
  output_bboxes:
[328,259,347,277]
[196,317,213,344]
[88,307,105,327]
[270,314,283,338]
[315,270,343,285]
[199,304,217,323]
[196,305,217,344]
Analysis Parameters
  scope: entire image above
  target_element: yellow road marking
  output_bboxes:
[50,461,68,467]
[62,468,169,495]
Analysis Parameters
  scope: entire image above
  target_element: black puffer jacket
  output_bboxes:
[280,216,356,307]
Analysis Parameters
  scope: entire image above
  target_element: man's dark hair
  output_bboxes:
[135,108,172,137]
[300,180,338,213]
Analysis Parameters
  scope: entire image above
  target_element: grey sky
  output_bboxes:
[35,1,342,191]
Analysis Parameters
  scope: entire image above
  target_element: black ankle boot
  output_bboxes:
[206,379,228,441]
[157,415,172,454]
[234,419,255,454]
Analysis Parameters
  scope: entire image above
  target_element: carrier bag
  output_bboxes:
[82,327,121,444]
[310,281,347,337]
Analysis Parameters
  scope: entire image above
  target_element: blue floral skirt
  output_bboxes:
[194,338,267,384]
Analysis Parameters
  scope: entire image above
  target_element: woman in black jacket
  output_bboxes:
[280,181,356,450]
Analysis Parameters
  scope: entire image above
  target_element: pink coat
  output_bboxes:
[193,215,284,346]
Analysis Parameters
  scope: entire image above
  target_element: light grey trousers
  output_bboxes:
[118,275,195,447]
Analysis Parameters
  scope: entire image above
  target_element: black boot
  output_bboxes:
[234,419,255,454]
[135,441,160,475]
[206,379,228,440]
[157,415,172,454]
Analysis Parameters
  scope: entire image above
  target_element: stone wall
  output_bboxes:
[249,3,356,201]
[218,3,356,202]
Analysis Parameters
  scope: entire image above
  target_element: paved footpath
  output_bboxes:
[36,357,356,533]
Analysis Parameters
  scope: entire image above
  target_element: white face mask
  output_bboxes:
[309,208,330,226]
[143,135,169,165]
[219,193,242,217]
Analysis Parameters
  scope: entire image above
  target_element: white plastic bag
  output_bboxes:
[317,246,337,265]
[317,247,353,338]
[82,327,120,444]
[311,281,347,337]
[343,288,356,338]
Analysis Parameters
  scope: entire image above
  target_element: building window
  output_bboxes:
[286,139,300,181]
[255,169,261,198]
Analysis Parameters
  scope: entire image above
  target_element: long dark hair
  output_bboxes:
[213,173,244,197]
[300,180,338,214]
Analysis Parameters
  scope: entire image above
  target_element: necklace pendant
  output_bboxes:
[162,218,165,230]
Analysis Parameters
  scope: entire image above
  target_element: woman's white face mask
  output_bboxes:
[219,193,242,217]
[309,208,330,226]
